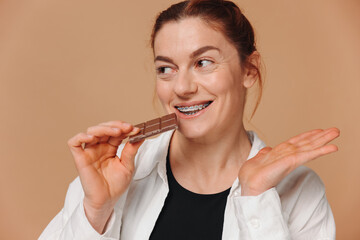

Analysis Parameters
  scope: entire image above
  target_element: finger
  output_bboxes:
[84,122,134,148]
[108,127,141,147]
[83,136,101,148]
[67,133,96,157]
[128,127,141,136]
[310,127,340,144]
[99,120,124,128]
[257,147,272,155]
[99,121,134,133]
[295,144,339,166]
[119,140,144,172]
[99,136,110,144]
[298,128,340,151]
[100,122,140,137]
[86,125,124,139]
[287,129,323,144]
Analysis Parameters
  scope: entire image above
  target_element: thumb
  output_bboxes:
[258,146,272,155]
[120,140,144,172]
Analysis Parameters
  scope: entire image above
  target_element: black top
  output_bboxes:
[149,154,231,240]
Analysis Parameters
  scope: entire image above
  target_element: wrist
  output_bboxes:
[241,188,262,196]
[83,199,114,234]
[240,182,267,196]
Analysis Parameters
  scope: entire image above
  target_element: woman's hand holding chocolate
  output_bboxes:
[67,121,144,233]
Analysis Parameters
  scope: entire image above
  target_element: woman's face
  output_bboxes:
[154,17,256,141]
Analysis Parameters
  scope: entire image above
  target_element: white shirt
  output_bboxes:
[39,131,335,240]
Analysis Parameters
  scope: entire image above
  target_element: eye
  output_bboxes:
[155,66,177,80]
[196,59,213,68]
[156,66,174,75]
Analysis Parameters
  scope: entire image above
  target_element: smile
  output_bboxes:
[175,101,212,115]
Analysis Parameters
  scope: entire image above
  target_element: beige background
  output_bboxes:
[1,0,359,239]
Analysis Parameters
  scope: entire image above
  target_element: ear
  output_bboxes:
[243,51,260,89]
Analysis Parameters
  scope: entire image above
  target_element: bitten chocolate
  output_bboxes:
[129,113,178,143]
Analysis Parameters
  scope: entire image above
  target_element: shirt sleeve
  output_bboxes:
[233,166,335,240]
[233,188,291,239]
[39,177,125,240]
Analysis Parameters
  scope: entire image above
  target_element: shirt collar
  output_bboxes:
[132,130,266,184]
[132,130,173,181]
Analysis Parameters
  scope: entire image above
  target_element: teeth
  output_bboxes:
[176,102,211,114]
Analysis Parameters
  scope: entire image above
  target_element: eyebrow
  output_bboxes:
[154,45,220,64]
[154,56,176,65]
[190,46,220,59]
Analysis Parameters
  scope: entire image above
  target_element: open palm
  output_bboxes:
[239,128,340,196]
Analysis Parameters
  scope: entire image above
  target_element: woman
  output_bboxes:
[40,0,340,239]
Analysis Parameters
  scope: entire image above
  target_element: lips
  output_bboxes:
[175,101,213,115]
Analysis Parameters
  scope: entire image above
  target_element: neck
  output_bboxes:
[169,124,252,193]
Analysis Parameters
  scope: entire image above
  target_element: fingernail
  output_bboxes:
[122,123,132,128]
[112,128,120,132]
[129,127,140,136]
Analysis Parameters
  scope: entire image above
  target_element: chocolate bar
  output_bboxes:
[129,113,178,143]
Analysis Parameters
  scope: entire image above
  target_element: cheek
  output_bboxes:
[201,72,247,109]
[201,72,241,95]
[156,81,173,106]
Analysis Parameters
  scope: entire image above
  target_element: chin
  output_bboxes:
[176,122,214,142]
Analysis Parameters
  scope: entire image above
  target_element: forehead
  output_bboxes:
[153,17,236,57]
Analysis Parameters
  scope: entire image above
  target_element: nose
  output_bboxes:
[173,70,198,98]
